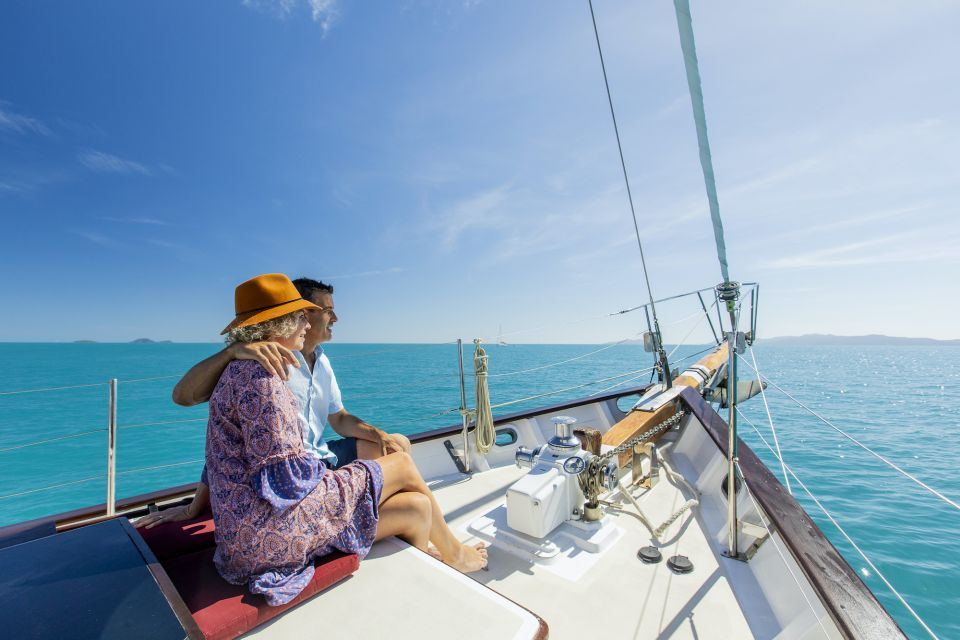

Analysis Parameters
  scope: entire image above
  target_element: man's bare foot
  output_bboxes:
[446,542,488,573]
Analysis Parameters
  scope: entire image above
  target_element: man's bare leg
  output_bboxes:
[377,452,486,572]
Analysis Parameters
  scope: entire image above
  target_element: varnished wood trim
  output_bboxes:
[120,518,204,640]
[535,616,549,640]
[677,387,906,640]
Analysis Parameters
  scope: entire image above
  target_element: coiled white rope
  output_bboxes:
[473,340,496,455]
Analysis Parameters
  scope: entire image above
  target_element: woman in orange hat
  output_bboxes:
[204,274,486,606]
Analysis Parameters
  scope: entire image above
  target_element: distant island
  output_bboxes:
[760,334,960,346]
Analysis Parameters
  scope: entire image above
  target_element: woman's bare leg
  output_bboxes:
[377,452,487,572]
[375,492,431,551]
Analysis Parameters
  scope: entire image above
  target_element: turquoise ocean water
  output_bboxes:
[0,342,957,638]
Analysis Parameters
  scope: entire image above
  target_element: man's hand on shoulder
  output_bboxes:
[230,341,299,380]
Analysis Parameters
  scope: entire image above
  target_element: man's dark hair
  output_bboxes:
[292,277,334,301]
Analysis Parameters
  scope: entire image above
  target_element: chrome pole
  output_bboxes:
[106,378,118,517]
[716,281,741,559]
[457,339,470,473]
[725,327,739,557]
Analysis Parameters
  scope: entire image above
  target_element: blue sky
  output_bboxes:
[1,1,957,344]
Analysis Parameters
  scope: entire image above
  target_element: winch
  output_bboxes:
[507,416,618,539]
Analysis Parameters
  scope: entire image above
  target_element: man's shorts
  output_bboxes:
[328,437,359,470]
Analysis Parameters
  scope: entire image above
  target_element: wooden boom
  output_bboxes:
[602,343,728,465]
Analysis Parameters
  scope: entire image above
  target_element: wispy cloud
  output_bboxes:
[0,105,52,137]
[322,266,406,279]
[146,238,185,250]
[78,150,151,176]
[72,230,116,247]
[242,0,340,32]
[428,181,702,264]
[0,170,68,195]
[761,229,960,270]
[434,183,513,249]
[100,215,167,225]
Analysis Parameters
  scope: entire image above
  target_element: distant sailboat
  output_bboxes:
[497,324,508,347]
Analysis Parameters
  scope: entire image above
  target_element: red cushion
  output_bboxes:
[164,547,359,640]
[137,510,216,561]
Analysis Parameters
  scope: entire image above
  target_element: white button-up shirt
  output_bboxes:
[286,345,344,465]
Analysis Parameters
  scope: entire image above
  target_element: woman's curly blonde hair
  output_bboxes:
[226,310,306,345]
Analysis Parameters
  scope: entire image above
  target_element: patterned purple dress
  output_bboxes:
[205,360,383,606]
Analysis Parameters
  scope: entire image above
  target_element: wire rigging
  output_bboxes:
[734,428,940,639]
[736,354,960,512]
[747,344,791,492]
[587,0,668,359]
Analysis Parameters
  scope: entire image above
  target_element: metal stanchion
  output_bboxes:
[106,378,117,517]
[458,339,470,473]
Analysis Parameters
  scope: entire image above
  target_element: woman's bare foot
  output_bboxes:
[446,542,488,573]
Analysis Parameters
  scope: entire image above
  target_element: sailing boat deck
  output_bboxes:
[238,394,836,640]
[241,456,760,640]
[439,463,759,640]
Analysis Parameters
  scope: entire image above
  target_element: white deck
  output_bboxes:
[243,406,840,640]
[244,535,543,639]
[435,462,756,639]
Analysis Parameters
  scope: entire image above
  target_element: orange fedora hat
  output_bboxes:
[221,273,320,335]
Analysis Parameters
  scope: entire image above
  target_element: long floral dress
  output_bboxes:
[205,360,383,606]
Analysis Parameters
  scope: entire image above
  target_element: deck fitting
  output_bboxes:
[667,555,694,574]
[637,546,662,564]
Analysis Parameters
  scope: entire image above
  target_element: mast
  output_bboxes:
[672,0,745,559]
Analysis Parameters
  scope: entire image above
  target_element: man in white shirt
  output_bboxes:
[137,277,410,526]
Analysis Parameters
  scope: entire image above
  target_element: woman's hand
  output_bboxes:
[229,341,299,380]
[134,504,196,529]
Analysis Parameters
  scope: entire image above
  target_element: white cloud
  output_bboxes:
[242,0,339,32]
[101,216,167,225]
[0,105,52,137]
[761,229,960,270]
[426,181,673,264]
[147,239,184,250]
[79,150,151,176]
[433,183,513,249]
[72,230,115,247]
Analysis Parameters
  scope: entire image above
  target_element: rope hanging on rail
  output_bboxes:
[473,340,496,455]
